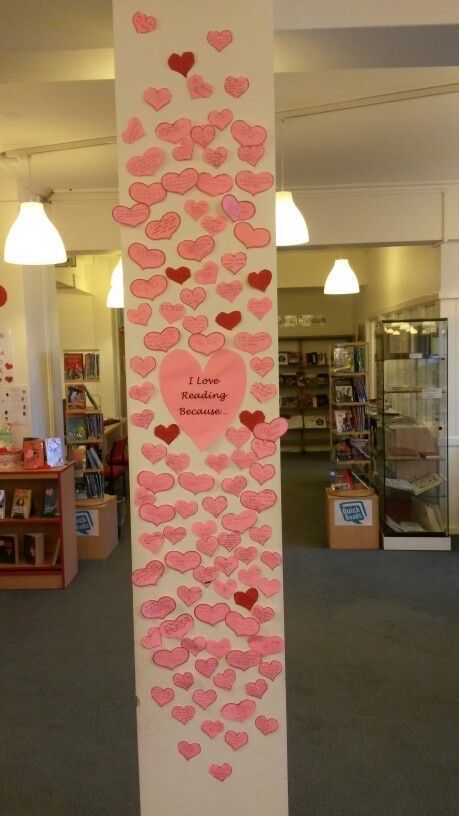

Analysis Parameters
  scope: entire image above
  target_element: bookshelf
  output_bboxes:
[278,335,351,452]
[63,349,104,500]
[329,341,373,473]
[0,464,77,589]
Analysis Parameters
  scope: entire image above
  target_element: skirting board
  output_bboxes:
[383,535,451,551]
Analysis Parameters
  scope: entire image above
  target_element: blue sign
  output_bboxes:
[76,510,95,536]
[338,500,367,525]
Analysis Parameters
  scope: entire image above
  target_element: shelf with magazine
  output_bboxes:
[329,342,373,474]
[63,349,105,501]
[278,335,351,453]
[0,464,77,589]
[372,319,450,550]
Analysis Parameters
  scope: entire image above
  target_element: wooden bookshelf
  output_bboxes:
[0,464,77,589]
[329,341,373,471]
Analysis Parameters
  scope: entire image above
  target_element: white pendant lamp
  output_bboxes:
[324,258,360,295]
[275,117,309,247]
[4,201,67,265]
[106,258,124,308]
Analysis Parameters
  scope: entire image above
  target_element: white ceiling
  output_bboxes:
[0,1,458,195]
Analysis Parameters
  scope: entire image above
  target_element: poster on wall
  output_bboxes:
[112,2,288,813]
[0,328,14,382]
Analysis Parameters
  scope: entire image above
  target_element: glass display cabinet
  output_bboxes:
[374,319,450,550]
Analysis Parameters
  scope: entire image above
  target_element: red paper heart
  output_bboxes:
[215,311,241,331]
[155,424,180,444]
[166,267,191,285]
[239,410,265,431]
[168,51,195,78]
[247,269,272,292]
[234,588,258,611]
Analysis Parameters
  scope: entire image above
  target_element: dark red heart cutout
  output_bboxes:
[168,51,195,78]
[215,311,241,331]
[166,266,191,285]
[5,376,13,383]
[239,410,265,431]
[247,269,272,292]
[234,588,258,611]
[0,286,8,307]
[5,363,13,370]
[154,423,180,444]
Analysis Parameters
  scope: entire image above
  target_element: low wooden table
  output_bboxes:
[326,486,379,549]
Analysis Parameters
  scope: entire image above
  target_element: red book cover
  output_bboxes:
[23,438,45,470]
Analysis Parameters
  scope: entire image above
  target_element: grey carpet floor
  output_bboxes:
[0,454,457,816]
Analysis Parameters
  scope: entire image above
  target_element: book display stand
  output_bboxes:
[329,341,373,475]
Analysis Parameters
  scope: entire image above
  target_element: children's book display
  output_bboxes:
[329,342,373,476]
[63,349,104,500]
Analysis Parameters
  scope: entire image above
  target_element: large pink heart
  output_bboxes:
[159,349,246,451]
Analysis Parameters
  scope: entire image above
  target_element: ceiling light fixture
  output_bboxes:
[106,258,124,308]
[3,156,66,266]
[275,118,309,247]
[324,258,360,295]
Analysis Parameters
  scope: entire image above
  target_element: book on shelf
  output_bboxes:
[287,414,303,430]
[0,534,18,564]
[0,421,13,448]
[288,352,300,365]
[279,374,297,387]
[75,478,88,501]
[330,468,353,491]
[66,384,86,409]
[87,446,103,469]
[83,385,99,409]
[23,438,45,470]
[332,346,354,371]
[333,407,366,432]
[45,438,65,467]
[66,415,87,441]
[43,487,59,518]
[385,515,426,534]
[71,445,87,473]
[11,489,32,519]
[413,499,444,533]
[305,352,318,366]
[23,533,45,565]
[278,352,289,366]
[303,415,328,429]
[85,413,103,439]
[280,395,297,409]
[385,472,445,495]
[64,352,84,381]
[84,352,100,380]
[51,538,61,565]
[0,489,5,518]
[353,345,366,372]
[85,471,104,499]
[334,382,354,402]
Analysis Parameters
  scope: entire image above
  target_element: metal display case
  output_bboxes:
[374,319,450,550]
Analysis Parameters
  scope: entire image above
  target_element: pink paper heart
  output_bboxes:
[251,604,275,624]
[190,124,216,148]
[225,426,251,448]
[255,715,279,735]
[248,297,272,319]
[160,614,194,640]
[221,252,247,274]
[197,172,233,197]
[172,705,195,724]
[130,355,156,377]
[194,261,218,284]
[178,472,214,494]
[132,11,157,33]
[193,689,217,710]
[261,551,283,570]
[234,545,258,564]
[221,194,255,222]
[127,147,164,177]
[139,504,175,525]
[165,550,201,573]
[132,559,164,587]
[161,167,198,194]
[122,116,145,144]
[217,532,241,551]
[127,303,151,326]
[225,730,248,751]
[191,520,217,538]
[130,408,154,429]
[225,611,259,637]
[144,326,180,352]
[253,417,288,441]
[216,280,243,303]
[213,668,236,690]
[159,302,186,324]
[129,182,167,206]
[207,639,231,658]
[214,555,238,577]
[163,526,186,545]
[195,657,218,677]
[240,489,277,513]
[226,649,261,671]
[231,450,257,470]
[182,315,208,334]
[207,29,233,51]
[159,349,246,451]
[153,647,189,670]
[187,74,214,99]
[172,138,194,161]
[202,496,227,517]
[201,720,224,738]
[165,453,190,474]
[145,211,181,240]
[201,214,227,235]
[238,144,265,166]
[224,76,249,98]
[196,536,218,557]
[143,87,172,110]
[251,382,277,403]
[248,634,284,655]
[151,686,174,706]
[175,587,200,610]
[139,532,163,554]
[175,500,198,518]
[251,438,276,459]
[258,578,282,597]
[231,119,267,146]
[141,596,176,619]
[250,356,274,377]
[141,627,162,649]
[178,235,214,262]
[155,118,192,143]
[129,381,154,403]
[222,510,257,533]
[238,565,262,587]
[234,331,271,355]
[131,274,167,301]
[112,202,150,227]
[235,170,274,196]
[195,602,230,626]
[141,443,167,464]
[250,463,275,485]
[173,671,195,690]
[259,660,283,680]
[245,679,268,699]
[128,243,165,270]
[184,199,209,220]
[234,221,270,249]
[205,454,229,474]
[208,109,233,130]
[213,578,237,599]
[178,740,201,760]
[209,763,232,782]
[194,566,220,585]
[202,147,228,169]
[221,699,256,722]
[248,525,272,545]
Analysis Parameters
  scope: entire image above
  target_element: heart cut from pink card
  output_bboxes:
[191,124,216,148]
[165,453,190,474]
[203,147,228,169]
[214,668,236,690]
[201,215,227,235]
[196,537,218,557]
[127,147,164,177]
[234,222,270,249]
[225,731,248,751]
[127,304,151,326]
[132,560,164,587]
[172,705,195,724]
[234,332,272,355]
[208,109,233,130]
[139,532,163,554]
[201,720,225,738]
[249,525,272,544]
[258,578,282,597]
[225,76,249,98]
[221,252,247,274]
[225,611,259,637]
[131,409,154,429]
[178,472,215,494]
[139,504,175,525]
[248,634,284,655]
[259,660,282,680]
[221,699,256,722]
[214,555,238,576]
[195,657,218,677]
[191,520,217,538]
[131,274,167,301]
[153,646,189,670]
[245,679,268,699]
[131,355,156,377]
[209,763,232,782]
[161,168,198,194]
[202,496,227,517]
[253,417,288,441]
[214,578,238,599]
[177,585,202,606]
[159,302,185,324]
[195,602,230,626]
[236,170,274,196]
[173,671,195,690]
[122,117,145,144]
[132,11,156,33]
[141,626,162,648]
[234,545,258,564]
[251,382,277,403]
[225,426,251,448]
[112,202,150,227]
[251,438,276,459]
[207,29,233,50]
[141,596,176,619]
[205,454,229,473]
[188,332,225,356]
[197,172,233,197]
[239,144,264,166]
[221,195,255,222]
[250,356,274,377]
[163,526,186,544]
[172,138,194,161]
[182,315,208,334]
[251,604,275,624]
[160,614,194,640]
[175,500,198,518]
[143,87,172,110]
[178,741,201,760]
[156,118,192,143]
[129,182,167,206]
[151,686,174,706]
[180,287,206,310]
[231,120,267,146]
[255,716,279,735]
[165,550,201,573]
[248,297,272,319]
[261,551,283,570]
[144,327,180,353]
[129,382,154,403]
[222,510,257,533]
[184,199,209,220]
[226,649,261,671]
[194,262,218,284]
[134,485,155,506]
[187,74,214,99]
[145,211,181,240]
[217,532,241,551]
[128,243,165,270]
[207,639,231,658]
[138,471,174,493]
[178,235,214,262]
[216,280,243,303]
[240,489,277,512]
[250,463,275,484]
[159,349,246,451]
[194,565,220,584]
[231,450,257,470]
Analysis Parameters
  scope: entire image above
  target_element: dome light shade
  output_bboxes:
[275,191,309,247]
[324,258,360,295]
[4,201,67,265]
[106,259,124,308]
